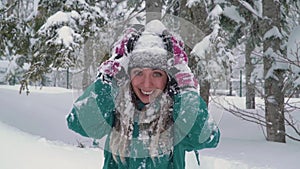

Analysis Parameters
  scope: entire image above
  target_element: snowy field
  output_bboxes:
[0,85,299,169]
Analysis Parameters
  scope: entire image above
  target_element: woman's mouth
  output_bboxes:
[141,90,154,95]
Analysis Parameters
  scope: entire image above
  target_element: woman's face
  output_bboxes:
[130,68,168,104]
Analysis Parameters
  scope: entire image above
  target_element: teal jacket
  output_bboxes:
[67,79,220,169]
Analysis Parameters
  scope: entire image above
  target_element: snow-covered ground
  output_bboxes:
[0,85,299,169]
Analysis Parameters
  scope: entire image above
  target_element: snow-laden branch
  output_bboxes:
[238,0,262,19]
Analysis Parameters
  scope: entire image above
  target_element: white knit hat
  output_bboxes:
[128,20,169,71]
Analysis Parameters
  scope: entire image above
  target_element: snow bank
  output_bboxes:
[0,84,73,93]
[0,121,271,169]
[0,121,103,169]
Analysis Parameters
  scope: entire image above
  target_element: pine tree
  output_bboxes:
[19,0,107,92]
[0,0,33,85]
[182,0,234,105]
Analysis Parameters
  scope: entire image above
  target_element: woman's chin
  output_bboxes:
[138,95,150,104]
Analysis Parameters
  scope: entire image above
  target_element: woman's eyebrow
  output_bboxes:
[131,68,142,72]
[152,68,163,71]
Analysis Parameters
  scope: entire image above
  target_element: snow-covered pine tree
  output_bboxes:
[284,1,300,98]
[233,0,262,109]
[184,0,234,105]
[211,0,300,143]
[19,0,107,92]
[0,0,34,85]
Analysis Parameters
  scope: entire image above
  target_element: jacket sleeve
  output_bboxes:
[66,79,115,139]
[173,91,220,151]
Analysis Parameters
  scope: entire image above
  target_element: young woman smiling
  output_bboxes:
[67,20,220,169]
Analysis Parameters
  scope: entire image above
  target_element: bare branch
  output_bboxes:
[210,96,267,126]
[211,95,300,142]
[284,132,300,142]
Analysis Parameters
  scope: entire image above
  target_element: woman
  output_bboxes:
[67,20,220,169]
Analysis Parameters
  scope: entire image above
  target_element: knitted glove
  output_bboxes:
[166,34,199,93]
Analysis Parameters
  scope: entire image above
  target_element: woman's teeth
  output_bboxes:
[141,90,154,95]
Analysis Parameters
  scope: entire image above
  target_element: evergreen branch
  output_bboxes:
[0,0,19,15]
[124,6,146,25]
[238,0,262,19]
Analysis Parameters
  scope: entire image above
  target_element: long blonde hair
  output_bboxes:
[109,81,174,163]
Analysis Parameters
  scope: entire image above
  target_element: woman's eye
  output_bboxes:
[136,71,143,76]
[153,72,163,77]
[131,69,142,76]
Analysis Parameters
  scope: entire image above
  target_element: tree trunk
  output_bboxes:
[243,1,258,109]
[145,0,162,23]
[82,41,93,90]
[263,0,286,143]
[200,80,210,105]
[245,41,255,109]
[264,68,286,143]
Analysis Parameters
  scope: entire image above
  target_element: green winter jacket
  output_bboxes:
[67,79,220,169]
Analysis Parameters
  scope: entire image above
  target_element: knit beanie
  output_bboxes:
[128,20,169,72]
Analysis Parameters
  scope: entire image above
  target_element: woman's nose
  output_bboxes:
[142,74,152,88]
